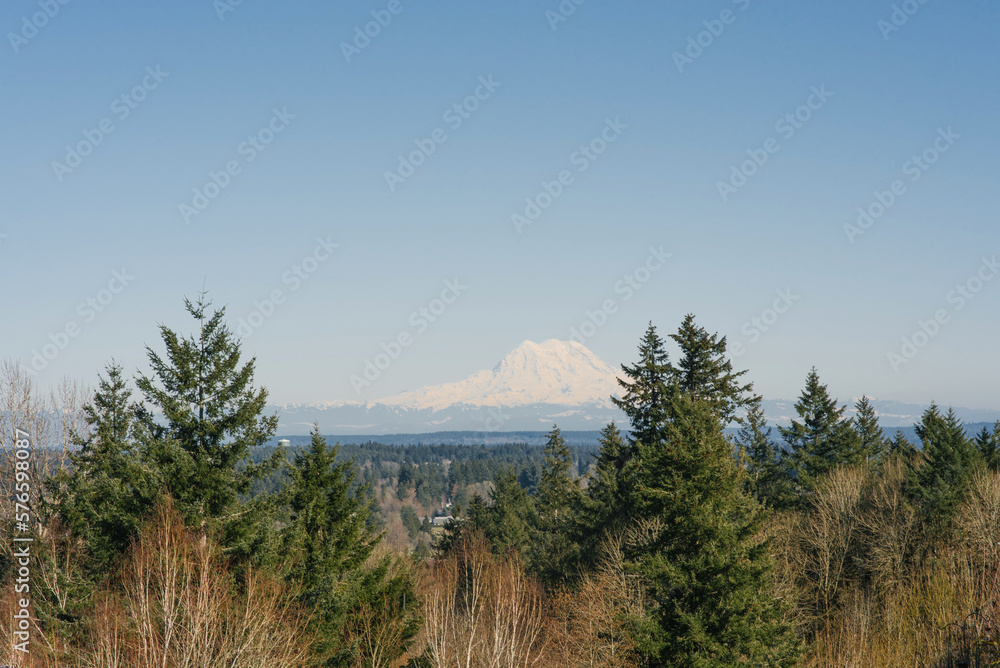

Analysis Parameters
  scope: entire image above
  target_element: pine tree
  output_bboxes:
[736,397,793,508]
[973,421,1000,472]
[908,404,979,522]
[888,430,917,459]
[852,396,890,464]
[135,295,282,562]
[575,421,629,565]
[485,467,539,557]
[669,313,756,425]
[47,363,162,571]
[779,368,861,502]
[282,425,419,665]
[632,392,801,667]
[536,425,582,583]
[614,323,673,451]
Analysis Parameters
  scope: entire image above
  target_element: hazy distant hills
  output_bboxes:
[270,339,998,437]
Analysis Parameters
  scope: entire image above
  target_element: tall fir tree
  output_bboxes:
[852,396,891,464]
[47,363,162,571]
[614,323,673,452]
[888,430,917,459]
[281,425,420,666]
[135,295,282,562]
[632,392,801,667]
[575,421,629,567]
[973,421,1000,472]
[485,467,540,557]
[669,313,756,425]
[907,404,979,522]
[779,368,862,503]
[735,397,793,509]
[535,425,582,583]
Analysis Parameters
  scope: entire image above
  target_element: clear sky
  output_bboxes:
[2,0,998,410]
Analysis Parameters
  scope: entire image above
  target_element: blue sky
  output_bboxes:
[2,0,998,410]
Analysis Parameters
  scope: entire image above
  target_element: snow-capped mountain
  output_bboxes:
[378,339,622,410]
[273,339,623,435]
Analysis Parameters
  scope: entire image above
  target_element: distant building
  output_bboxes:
[278,439,291,448]
[431,516,452,527]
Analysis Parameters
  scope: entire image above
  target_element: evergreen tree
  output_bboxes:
[576,421,629,565]
[669,313,756,425]
[282,425,419,665]
[779,368,861,502]
[614,323,673,451]
[632,392,801,667]
[888,430,917,459]
[973,421,1000,472]
[485,467,539,556]
[852,396,890,464]
[135,295,282,562]
[535,425,582,583]
[908,404,978,522]
[735,397,792,508]
[47,363,162,571]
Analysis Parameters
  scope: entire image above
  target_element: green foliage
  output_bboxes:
[45,362,161,573]
[736,397,793,509]
[535,425,582,584]
[135,295,282,562]
[907,404,979,523]
[281,425,419,665]
[669,313,756,425]
[613,322,673,452]
[853,396,891,464]
[973,421,1000,472]
[575,421,629,568]
[779,368,862,504]
[632,392,801,667]
[401,505,421,541]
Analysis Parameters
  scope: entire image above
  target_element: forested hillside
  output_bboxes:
[1,300,998,666]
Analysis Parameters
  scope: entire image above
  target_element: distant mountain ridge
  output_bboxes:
[270,339,998,435]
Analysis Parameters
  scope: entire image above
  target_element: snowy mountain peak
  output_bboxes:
[379,339,622,411]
